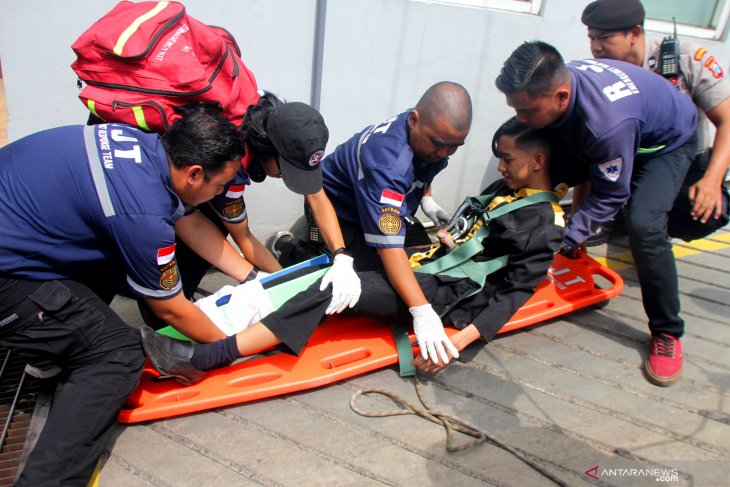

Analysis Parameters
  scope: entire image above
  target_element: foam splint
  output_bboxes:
[119,252,622,423]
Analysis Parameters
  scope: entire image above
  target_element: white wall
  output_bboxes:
[1,0,729,235]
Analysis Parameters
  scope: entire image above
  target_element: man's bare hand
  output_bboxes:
[412,353,451,375]
[688,177,723,223]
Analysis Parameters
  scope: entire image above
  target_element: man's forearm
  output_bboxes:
[306,190,346,252]
[225,219,282,273]
[176,212,252,282]
[146,294,226,343]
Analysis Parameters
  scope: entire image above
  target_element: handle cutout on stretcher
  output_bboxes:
[320,348,372,369]
[229,372,283,388]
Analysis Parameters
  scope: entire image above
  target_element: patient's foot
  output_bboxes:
[140,326,206,385]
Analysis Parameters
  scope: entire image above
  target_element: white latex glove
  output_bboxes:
[319,253,362,314]
[409,303,459,364]
[420,196,450,227]
[194,280,274,335]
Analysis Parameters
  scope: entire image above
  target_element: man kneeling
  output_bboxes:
[140,118,566,383]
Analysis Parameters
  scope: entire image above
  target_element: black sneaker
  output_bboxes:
[586,221,614,247]
[265,231,293,259]
[586,208,627,247]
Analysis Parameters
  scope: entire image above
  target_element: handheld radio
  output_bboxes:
[659,18,680,82]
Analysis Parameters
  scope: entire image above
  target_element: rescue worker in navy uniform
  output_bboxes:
[137,117,565,381]
[0,105,248,485]
[138,96,361,326]
[495,41,698,386]
[580,0,730,245]
[269,82,472,365]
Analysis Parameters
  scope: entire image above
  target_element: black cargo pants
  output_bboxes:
[0,276,144,486]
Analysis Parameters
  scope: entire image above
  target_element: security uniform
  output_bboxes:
[0,123,188,484]
[644,40,730,239]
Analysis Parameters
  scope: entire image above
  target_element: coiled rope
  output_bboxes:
[350,374,567,486]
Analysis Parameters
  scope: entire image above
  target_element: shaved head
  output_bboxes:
[408,82,471,164]
[414,81,472,132]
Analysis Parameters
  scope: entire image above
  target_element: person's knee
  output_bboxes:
[625,208,667,244]
[101,344,145,398]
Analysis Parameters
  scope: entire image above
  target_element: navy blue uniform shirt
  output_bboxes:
[322,110,448,248]
[0,124,185,299]
[553,58,697,245]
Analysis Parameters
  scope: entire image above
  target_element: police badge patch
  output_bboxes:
[704,55,724,79]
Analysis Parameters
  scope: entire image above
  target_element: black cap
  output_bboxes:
[581,0,645,30]
[266,102,328,195]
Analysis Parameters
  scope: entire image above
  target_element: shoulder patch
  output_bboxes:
[704,55,724,79]
[157,244,176,266]
[222,199,245,219]
[225,184,245,199]
[694,47,707,61]
[156,244,179,290]
[380,189,404,207]
[598,158,622,182]
[378,213,402,235]
[159,263,180,290]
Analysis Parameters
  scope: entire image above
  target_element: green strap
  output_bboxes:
[482,191,559,220]
[436,255,509,282]
[415,225,489,275]
[391,321,416,377]
[415,191,558,277]
[637,144,666,155]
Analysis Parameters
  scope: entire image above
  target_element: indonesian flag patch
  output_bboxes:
[157,244,176,266]
[598,158,622,182]
[225,184,245,199]
[379,189,404,207]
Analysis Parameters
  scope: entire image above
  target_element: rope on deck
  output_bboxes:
[350,373,567,486]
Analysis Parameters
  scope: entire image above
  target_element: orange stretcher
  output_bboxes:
[118,252,623,423]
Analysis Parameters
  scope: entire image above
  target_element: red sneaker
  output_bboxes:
[645,334,683,386]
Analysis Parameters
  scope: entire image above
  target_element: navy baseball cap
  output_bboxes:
[266,102,329,195]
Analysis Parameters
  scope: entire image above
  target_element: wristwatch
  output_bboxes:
[243,266,259,282]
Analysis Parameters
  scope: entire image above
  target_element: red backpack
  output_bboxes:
[71,0,259,132]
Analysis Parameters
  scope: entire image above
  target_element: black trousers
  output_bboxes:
[667,150,730,241]
[261,271,477,355]
[0,276,145,486]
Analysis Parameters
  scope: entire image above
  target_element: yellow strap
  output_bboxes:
[86,456,103,487]
[113,1,170,56]
[409,245,440,269]
[132,106,150,131]
[86,100,99,118]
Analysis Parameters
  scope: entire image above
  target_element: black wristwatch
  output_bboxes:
[331,247,349,258]
[243,266,259,283]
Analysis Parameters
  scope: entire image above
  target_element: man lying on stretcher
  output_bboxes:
[140,118,566,384]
